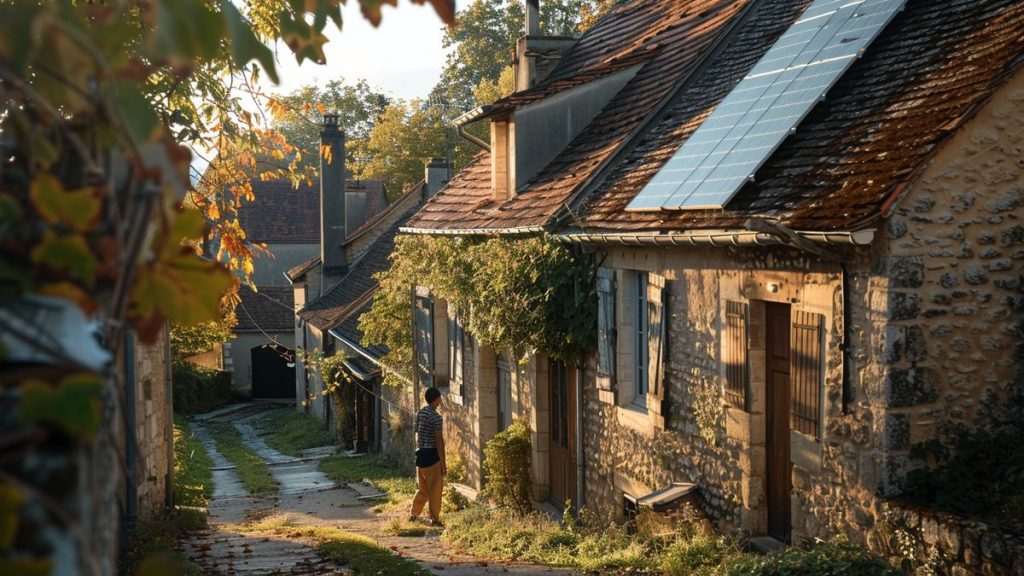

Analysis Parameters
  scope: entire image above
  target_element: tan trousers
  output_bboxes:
[410,461,443,520]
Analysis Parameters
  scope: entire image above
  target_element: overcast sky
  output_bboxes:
[266,1,451,100]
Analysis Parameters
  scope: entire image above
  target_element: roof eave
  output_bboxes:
[556,228,875,247]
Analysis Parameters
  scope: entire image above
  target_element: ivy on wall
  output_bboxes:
[359,234,597,386]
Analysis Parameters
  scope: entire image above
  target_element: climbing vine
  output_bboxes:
[359,234,597,386]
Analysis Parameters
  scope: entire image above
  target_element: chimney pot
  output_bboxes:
[320,114,347,277]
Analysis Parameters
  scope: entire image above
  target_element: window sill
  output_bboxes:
[615,403,654,437]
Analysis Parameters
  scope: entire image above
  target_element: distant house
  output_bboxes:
[288,114,450,452]
[227,137,388,399]
[401,0,1024,548]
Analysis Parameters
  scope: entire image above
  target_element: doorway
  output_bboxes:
[549,360,577,510]
[765,302,792,542]
[251,344,296,399]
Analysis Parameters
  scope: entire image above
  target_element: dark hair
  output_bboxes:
[424,387,442,404]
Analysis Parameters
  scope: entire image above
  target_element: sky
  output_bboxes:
[266,1,452,101]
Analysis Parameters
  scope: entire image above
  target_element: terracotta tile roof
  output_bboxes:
[577,0,1024,233]
[239,179,387,244]
[235,286,294,333]
[403,0,751,233]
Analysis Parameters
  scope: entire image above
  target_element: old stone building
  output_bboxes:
[401,0,1024,550]
[228,120,388,399]
[288,115,451,454]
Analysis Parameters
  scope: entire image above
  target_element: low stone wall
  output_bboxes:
[879,503,1024,576]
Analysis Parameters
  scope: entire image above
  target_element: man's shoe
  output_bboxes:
[407,515,418,523]
[427,518,444,528]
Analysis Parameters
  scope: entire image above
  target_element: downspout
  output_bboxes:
[841,263,853,412]
[575,365,585,517]
[123,329,138,535]
[164,323,174,509]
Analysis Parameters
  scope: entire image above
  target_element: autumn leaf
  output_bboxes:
[18,374,105,439]
[30,230,98,286]
[29,173,102,231]
[37,282,99,316]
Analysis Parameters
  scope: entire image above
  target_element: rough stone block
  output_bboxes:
[883,325,905,363]
[888,216,908,239]
[883,413,910,451]
[887,367,939,407]
[940,271,959,288]
[964,264,990,285]
[905,326,927,361]
[1003,225,1024,246]
[978,232,996,245]
[986,258,1013,272]
[889,257,925,288]
[980,247,1003,259]
[889,292,921,321]
[985,187,1023,213]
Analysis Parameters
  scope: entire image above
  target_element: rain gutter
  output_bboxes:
[454,105,492,152]
[556,228,875,247]
[399,225,546,236]
[328,328,413,387]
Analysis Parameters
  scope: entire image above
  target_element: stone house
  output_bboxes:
[227,121,388,399]
[401,0,1024,547]
[288,115,451,452]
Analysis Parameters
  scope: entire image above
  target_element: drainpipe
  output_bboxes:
[124,329,138,535]
[164,323,174,509]
[575,365,585,516]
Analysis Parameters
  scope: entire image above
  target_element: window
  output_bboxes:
[497,359,512,431]
[414,294,433,389]
[596,268,616,379]
[791,310,824,438]
[647,273,667,428]
[634,272,649,406]
[724,301,749,409]
[448,309,465,397]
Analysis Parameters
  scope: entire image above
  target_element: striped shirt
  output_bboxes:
[415,405,443,450]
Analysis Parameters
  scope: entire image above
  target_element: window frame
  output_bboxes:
[634,272,649,408]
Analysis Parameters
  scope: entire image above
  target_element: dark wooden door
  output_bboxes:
[251,345,296,399]
[765,303,792,542]
[549,360,577,509]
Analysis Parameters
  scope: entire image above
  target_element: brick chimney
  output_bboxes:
[320,114,346,277]
[424,157,450,197]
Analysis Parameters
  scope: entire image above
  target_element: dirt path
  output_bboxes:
[185,403,576,576]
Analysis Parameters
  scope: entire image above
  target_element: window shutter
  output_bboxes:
[414,295,433,388]
[647,274,668,428]
[724,301,748,410]
[449,311,465,398]
[596,267,616,384]
[791,310,824,438]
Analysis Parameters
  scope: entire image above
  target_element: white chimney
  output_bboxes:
[425,157,450,197]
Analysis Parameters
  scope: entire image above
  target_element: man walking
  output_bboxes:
[409,387,446,525]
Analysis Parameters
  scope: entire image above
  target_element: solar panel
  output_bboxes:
[626,0,905,212]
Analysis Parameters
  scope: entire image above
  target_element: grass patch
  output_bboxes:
[318,453,416,512]
[118,509,207,576]
[442,506,899,576]
[173,414,213,507]
[206,422,278,497]
[253,407,335,457]
[243,516,427,576]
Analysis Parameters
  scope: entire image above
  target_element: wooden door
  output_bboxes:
[765,302,792,542]
[549,360,577,509]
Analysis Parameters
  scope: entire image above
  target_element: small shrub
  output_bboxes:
[900,426,1024,531]
[481,421,532,514]
[171,360,232,414]
[446,448,467,484]
[442,484,469,516]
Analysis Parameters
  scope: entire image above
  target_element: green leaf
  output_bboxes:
[19,374,105,439]
[29,173,101,231]
[222,1,280,84]
[279,11,330,65]
[0,482,25,549]
[110,81,161,144]
[147,0,225,64]
[30,231,97,286]
[0,193,22,224]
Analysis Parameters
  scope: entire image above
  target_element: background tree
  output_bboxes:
[269,79,390,172]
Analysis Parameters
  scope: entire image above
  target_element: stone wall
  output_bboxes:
[879,504,1024,576]
[133,329,172,521]
[872,66,1024,483]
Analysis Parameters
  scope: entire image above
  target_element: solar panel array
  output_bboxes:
[627,0,905,211]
